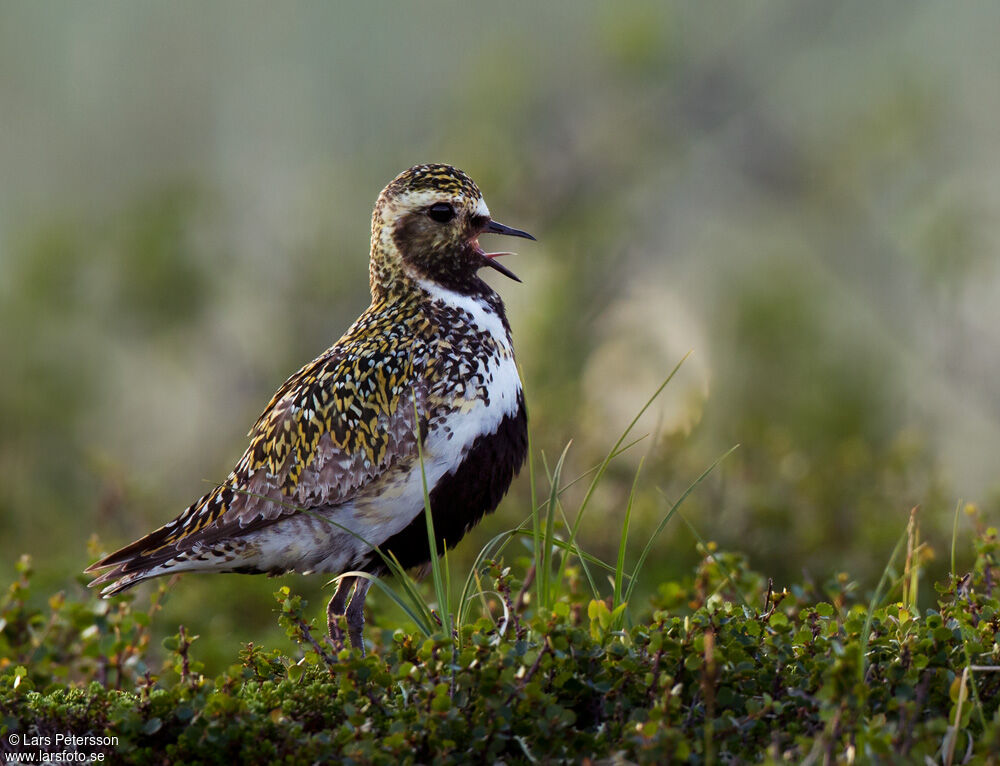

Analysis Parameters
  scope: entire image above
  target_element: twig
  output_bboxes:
[514,562,536,613]
[177,625,193,686]
[495,566,524,640]
[503,641,551,708]
[896,670,931,757]
[293,615,336,670]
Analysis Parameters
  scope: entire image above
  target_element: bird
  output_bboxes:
[86,163,533,653]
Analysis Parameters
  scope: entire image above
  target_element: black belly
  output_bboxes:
[369,392,528,573]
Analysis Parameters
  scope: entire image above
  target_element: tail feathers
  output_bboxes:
[85,487,286,596]
[87,564,162,596]
[86,523,176,573]
[86,541,231,597]
[85,518,207,596]
[86,520,272,596]
[85,488,221,595]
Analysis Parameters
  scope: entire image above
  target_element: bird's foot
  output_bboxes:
[326,575,356,653]
[346,578,371,657]
[327,575,371,657]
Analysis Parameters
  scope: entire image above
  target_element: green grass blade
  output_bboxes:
[568,354,689,547]
[457,526,522,630]
[335,571,435,637]
[458,429,648,612]
[540,442,572,611]
[542,450,601,603]
[454,433,650,627]
[530,435,648,517]
[859,526,908,685]
[366,548,439,633]
[613,458,644,610]
[473,568,491,624]
[506,529,624,576]
[413,396,450,630]
[624,445,737,605]
[443,545,452,627]
[527,427,542,614]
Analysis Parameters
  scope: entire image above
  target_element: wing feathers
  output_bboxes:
[87,300,427,592]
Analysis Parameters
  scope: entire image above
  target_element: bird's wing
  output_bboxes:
[87,328,424,577]
[235,340,421,522]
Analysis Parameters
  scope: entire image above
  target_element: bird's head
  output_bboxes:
[369,163,534,297]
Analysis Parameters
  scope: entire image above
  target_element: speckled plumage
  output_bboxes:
[86,164,533,649]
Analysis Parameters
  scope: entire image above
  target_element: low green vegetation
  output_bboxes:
[2,505,999,763]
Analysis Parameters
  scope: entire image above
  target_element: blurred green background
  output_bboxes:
[3,1,1000,669]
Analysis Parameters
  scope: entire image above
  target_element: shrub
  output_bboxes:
[2,516,1000,764]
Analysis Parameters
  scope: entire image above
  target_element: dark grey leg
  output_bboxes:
[327,575,355,640]
[345,578,372,655]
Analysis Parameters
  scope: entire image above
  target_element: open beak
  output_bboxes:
[479,219,535,283]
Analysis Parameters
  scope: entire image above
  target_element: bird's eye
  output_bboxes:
[427,203,456,223]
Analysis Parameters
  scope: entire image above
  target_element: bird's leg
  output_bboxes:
[327,575,355,644]
[345,577,372,655]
